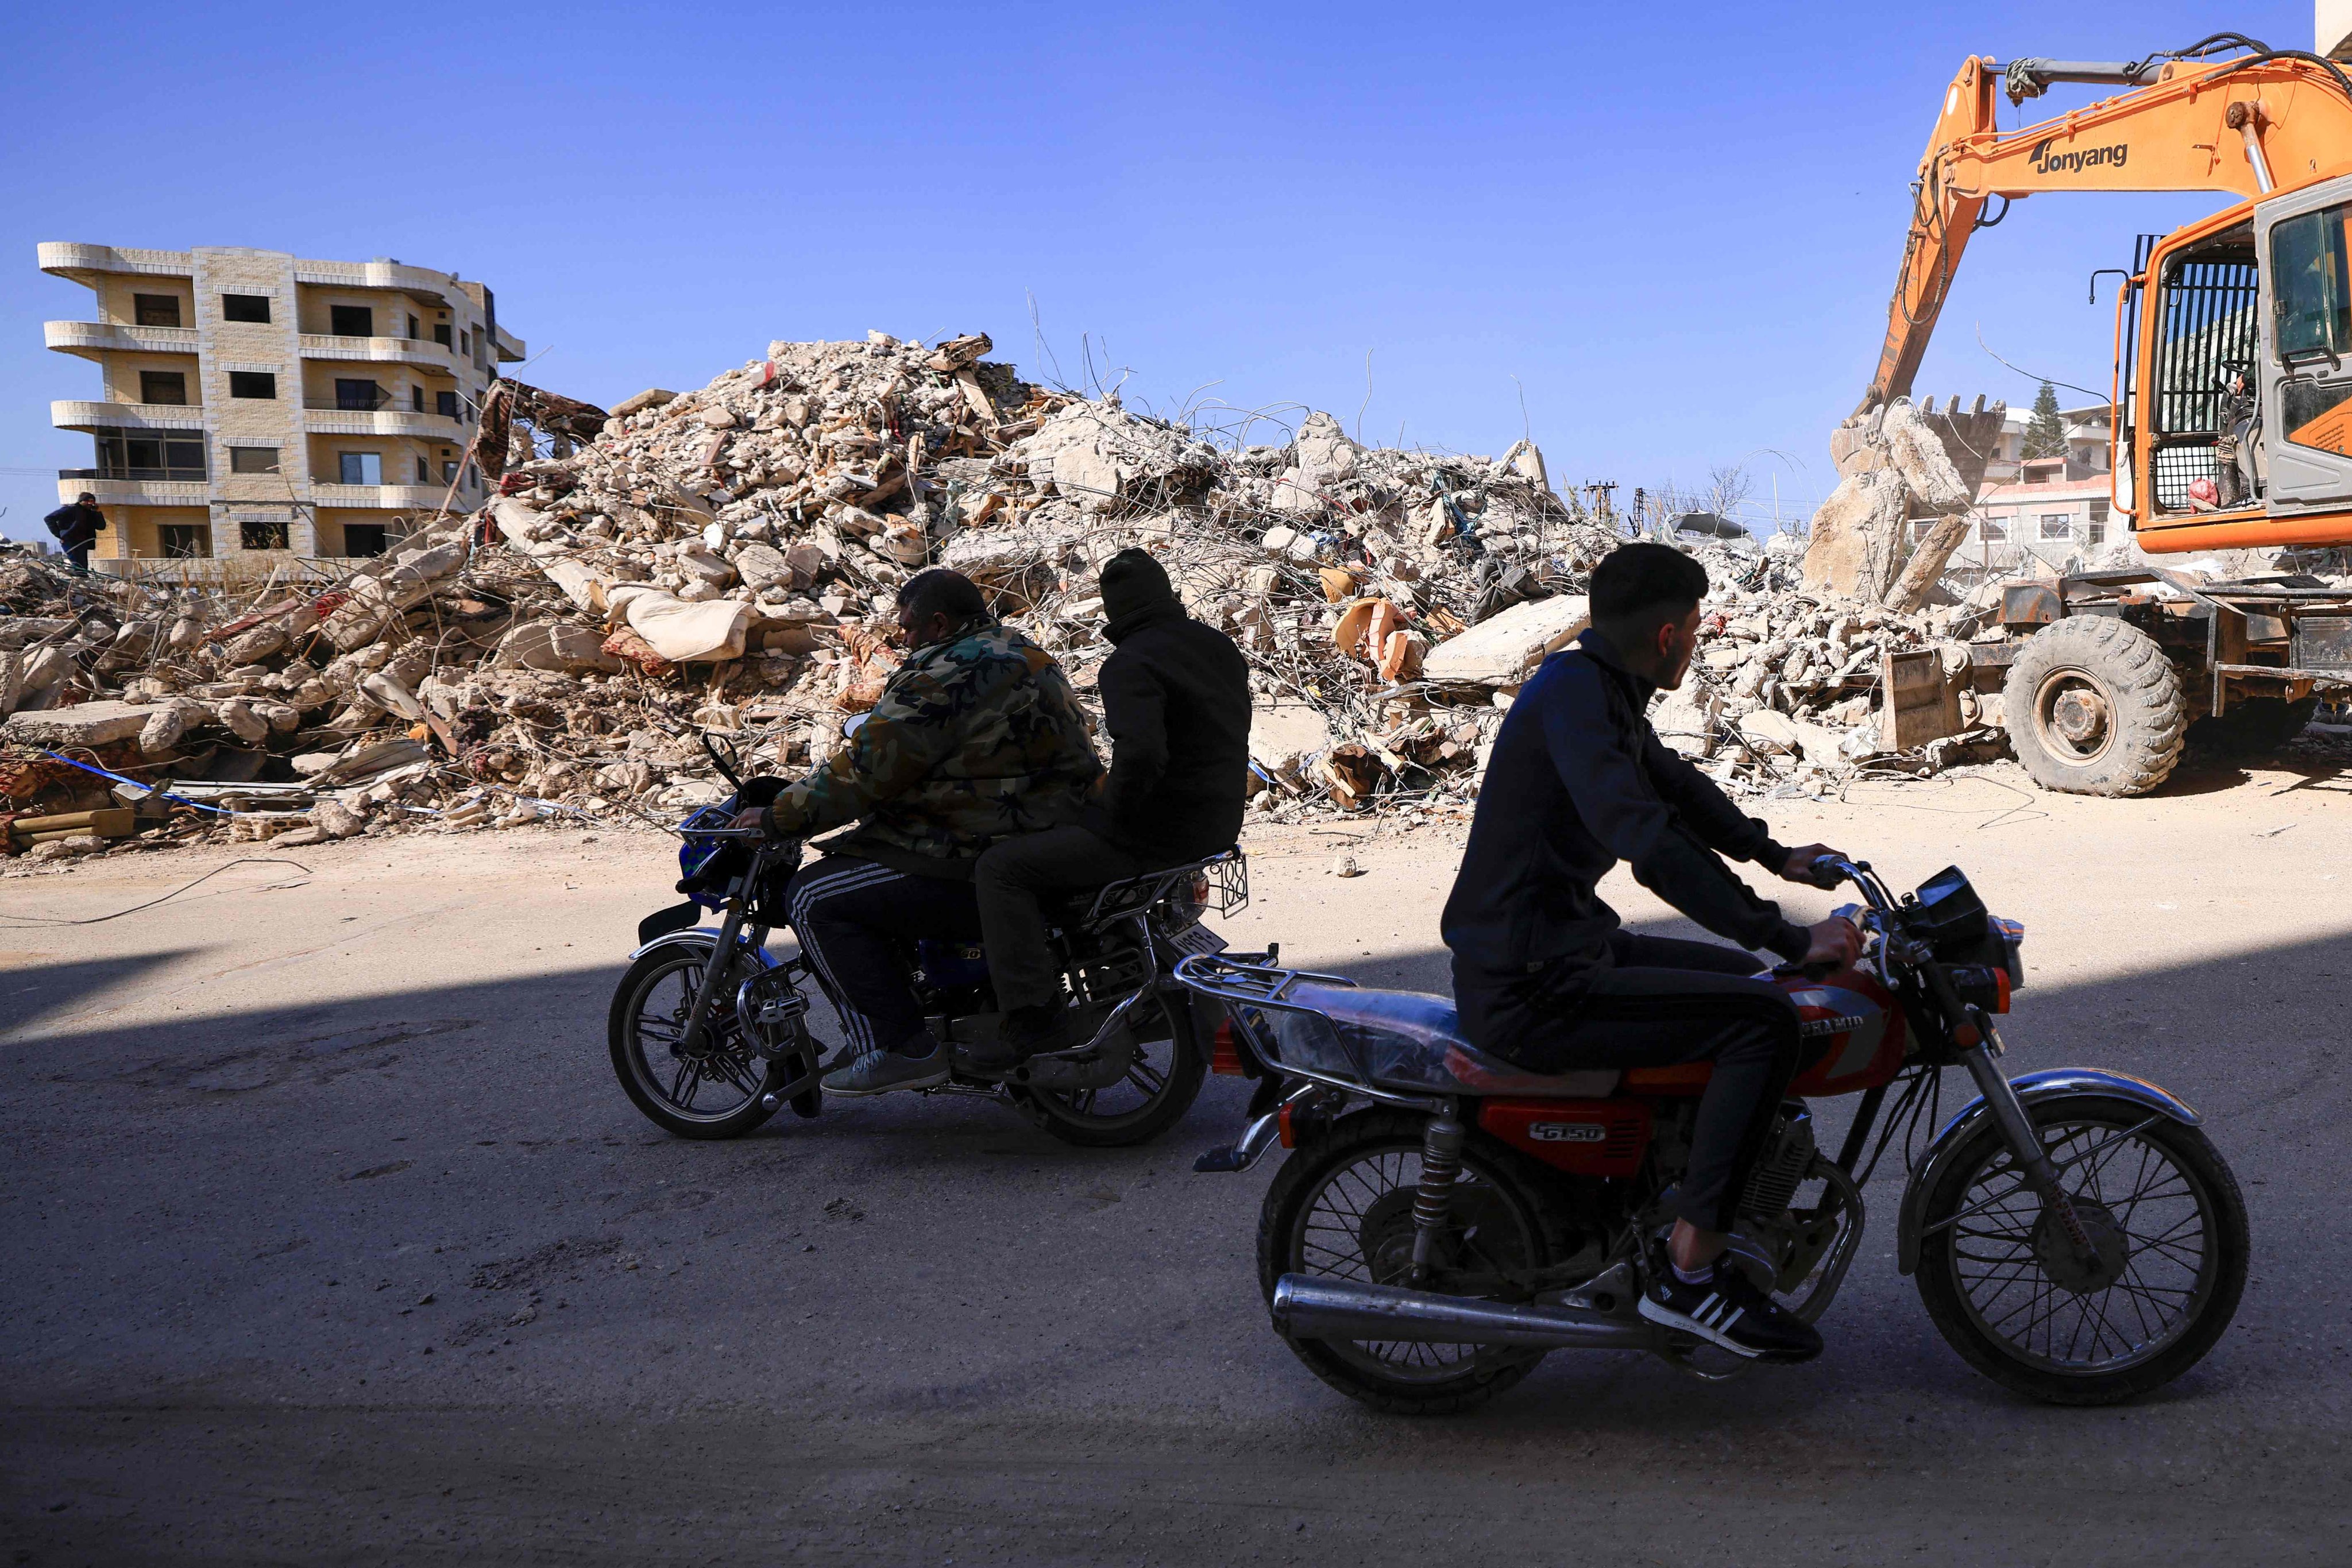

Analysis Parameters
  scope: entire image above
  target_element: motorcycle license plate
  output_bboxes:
[1167,924,1227,956]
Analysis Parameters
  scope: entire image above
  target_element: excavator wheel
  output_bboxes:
[2002,616,2187,797]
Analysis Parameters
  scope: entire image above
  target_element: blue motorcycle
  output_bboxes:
[607,737,1245,1148]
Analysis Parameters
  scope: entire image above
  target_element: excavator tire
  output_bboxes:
[2003,615,2186,797]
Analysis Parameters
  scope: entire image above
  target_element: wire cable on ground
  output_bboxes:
[0,857,312,927]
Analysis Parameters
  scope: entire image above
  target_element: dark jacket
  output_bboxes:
[44,503,106,550]
[1083,603,1252,864]
[1442,628,1809,1045]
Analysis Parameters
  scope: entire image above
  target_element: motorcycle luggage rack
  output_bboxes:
[1171,952,1442,1111]
[1080,848,1248,930]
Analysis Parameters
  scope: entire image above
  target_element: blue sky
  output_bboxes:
[0,1,2315,542]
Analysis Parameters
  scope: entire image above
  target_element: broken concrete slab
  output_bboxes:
[0,699,152,749]
[1422,594,1591,685]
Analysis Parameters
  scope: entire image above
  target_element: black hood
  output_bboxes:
[1099,548,1184,643]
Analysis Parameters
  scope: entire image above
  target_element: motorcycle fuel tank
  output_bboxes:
[1783,967,1907,1096]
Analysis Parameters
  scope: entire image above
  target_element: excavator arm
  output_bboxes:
[1864,38,2352,412]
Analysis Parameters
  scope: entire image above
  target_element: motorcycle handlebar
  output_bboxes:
[1808,854,1897,913]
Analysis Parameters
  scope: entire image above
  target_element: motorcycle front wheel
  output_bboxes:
[1258,1110,1556,1415]
[1913,1093,2248,1405]
[608,943,787,1140]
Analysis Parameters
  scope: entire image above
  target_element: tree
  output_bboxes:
[2022,380,2067,461]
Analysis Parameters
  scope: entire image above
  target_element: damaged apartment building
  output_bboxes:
[38,242,523,571]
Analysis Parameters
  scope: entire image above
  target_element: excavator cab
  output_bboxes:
[2260,178,2352,516]
[2125,174,2352,547]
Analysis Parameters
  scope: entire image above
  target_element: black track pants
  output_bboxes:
[1473,930,1805,1233]
[782,857,982,1057]
[972,827,1148,1013]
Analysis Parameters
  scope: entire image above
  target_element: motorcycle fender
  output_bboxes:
[1895,1068,2203,1276]
[626,928,777,966]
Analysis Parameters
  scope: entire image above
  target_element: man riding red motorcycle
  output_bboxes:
[1440,542,1860,1362]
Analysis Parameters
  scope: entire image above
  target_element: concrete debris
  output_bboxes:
[0,338,2092,868]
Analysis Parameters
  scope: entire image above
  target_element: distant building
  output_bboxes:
[38,243,523,576]
[1926,400,2129,583]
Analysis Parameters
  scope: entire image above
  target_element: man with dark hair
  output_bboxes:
[44,492,107,574]
[732,567,1102,1095]
[972,548,1251,1060]
[1441,541,1859,1364]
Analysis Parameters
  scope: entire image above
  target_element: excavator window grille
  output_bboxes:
[2151,254,2258,511]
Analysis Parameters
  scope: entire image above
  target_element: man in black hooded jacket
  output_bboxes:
[974,548,1251,1060]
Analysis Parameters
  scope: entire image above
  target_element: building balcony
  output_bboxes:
[37,242,192,284]
[44,320,201,360]
[55,470,209,505]
[52,399,205,432]
[310,482,449,509]
[302,402,469,439]
[298,331,459,368]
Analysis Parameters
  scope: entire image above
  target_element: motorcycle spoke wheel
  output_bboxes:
[1915,1095,2247,1404]
[608,947,783,1140]
[1015,1005,1205,1148]
[1259,1111,1554,1413]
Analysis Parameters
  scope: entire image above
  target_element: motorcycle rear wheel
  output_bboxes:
[1914,1093,2247,1405]
[608,944,787,1140]
[1011,997,1206,1149]
[1259,1110,1555,1415]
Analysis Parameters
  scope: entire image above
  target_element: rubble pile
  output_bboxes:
[1,333,2022,868]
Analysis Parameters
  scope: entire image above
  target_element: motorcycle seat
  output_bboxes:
[1273,982,1620,1099]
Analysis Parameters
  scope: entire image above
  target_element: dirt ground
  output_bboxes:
[4,751,2350,1565]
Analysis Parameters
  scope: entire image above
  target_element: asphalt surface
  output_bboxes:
[5,761,2351,1565]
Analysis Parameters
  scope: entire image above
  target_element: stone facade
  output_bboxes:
[38,243,524,573]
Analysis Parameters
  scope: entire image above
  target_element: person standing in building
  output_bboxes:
[44,493,108,574]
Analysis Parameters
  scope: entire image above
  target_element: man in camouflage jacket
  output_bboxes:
[741,568,1102,1095]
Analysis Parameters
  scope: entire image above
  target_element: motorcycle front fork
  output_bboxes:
[1955,1021,2102,1265]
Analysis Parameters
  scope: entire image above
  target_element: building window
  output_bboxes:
[458,330,470,356]
[407,313,421,339]
[94,430,206,481]
[442,459,458,483]
[157,523,211,558]
[1980,518,2009,542]
[433,323,453,348]
[435,389,459,418]
[338,451,384,485]
[330,304,374,337]
[239,517,290,550]
[414,455,429,482]
[228,446,280,475]
[228,370,277,399]
[411,385,425,412]
[222,293,271,323]
[2088,498,2110,546]
[133,293,182,327]
[139,370,188,405]
[2040,513,2074,540]
[334,377,386,411]
[343,523,389,557]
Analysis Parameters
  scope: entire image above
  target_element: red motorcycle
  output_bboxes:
[1177,856,2247,1411]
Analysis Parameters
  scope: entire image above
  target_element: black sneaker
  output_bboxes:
[968,1003,1075,1069]
[1639,1262,1823,1363]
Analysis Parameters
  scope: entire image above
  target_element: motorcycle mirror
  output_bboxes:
[698,731,744,790]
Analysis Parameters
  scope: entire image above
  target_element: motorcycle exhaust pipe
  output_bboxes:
[1270,1273,1650,1350]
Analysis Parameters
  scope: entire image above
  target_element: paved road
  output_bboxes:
[4,766,2350,1564]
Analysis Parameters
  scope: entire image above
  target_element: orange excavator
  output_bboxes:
[1860,28,2352,794]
